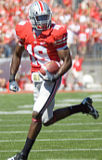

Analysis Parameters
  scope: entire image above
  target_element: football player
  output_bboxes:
[8,1,99,160]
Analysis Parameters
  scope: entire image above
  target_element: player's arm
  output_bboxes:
[10,44,24,77]
[57,47,72,77]
[51,47,72,81]
[53,25,72,80]
[39,47,72,81]
[40,25,72,81]
[9,44,24,92]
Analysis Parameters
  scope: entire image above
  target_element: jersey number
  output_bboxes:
[27,44,49,65]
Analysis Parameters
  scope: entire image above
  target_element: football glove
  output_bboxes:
[9,81,19,92]
[39,70,59,81]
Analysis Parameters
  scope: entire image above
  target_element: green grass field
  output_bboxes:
[0,91,102,160]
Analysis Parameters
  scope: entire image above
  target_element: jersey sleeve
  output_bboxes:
[16,21,34,46]
[52,24,68,50]
[15,21,26,45]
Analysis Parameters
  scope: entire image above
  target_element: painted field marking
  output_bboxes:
[0,129,102,134]
[0,117,82,122]
[0,110,32,115]
[46,159,97,160]
[0,122,102,127]
[0,95,102,115]
[54,122,102,126]
[0,138,102,143]
[57,98,102,103]
[0,148,101,153]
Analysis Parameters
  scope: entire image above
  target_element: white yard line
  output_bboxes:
[57,98,102,103]
[0,122,102,127]
[54,122,102,126]
[0,138,102,143]
[0,110,32,115]
[41,129,102,133]
[46,159,97,160]
[0,118,82,122]
[0,129,102,134]
[0,96,101,115]
[0,148,101,153]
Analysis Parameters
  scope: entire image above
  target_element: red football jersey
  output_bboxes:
[16,21,68,72]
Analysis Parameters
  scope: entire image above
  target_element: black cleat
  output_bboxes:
[8,152,27,160]
[81,97,99,119]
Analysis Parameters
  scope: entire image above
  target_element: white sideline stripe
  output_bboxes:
[1,122,102,127]
[0,148,101,153]
[0,129,102,134]
[0,138,102,143]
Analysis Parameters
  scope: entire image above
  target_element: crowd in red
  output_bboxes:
[0,0,102,58]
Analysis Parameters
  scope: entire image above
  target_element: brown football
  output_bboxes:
[40,61,60,75]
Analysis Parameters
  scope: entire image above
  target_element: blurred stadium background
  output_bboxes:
[0,0,102,92]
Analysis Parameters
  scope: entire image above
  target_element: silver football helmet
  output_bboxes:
[29,1,52,30]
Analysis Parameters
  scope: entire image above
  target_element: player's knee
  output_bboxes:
[32,111,42,122]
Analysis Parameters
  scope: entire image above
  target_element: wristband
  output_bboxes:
[9,74,15,82]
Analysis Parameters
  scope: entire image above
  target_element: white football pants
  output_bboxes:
[33,77,61,123]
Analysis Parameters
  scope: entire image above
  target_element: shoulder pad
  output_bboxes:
[52,24,67,41]
[16,21,32,40]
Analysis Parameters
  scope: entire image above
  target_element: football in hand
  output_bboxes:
[40,61,60,75]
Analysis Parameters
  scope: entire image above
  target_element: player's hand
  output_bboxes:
[9,81,19,92]
[39,70,54,81]
[39,70,59,81]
